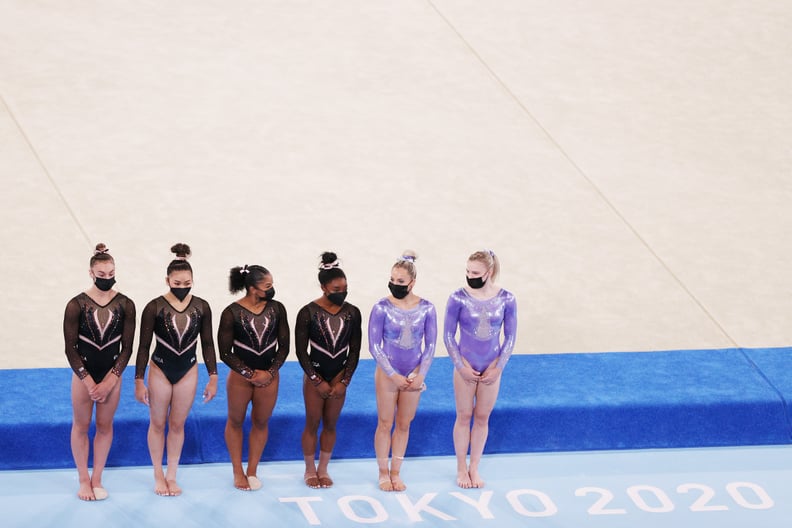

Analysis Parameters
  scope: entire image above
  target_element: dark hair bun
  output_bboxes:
[171,243,191,259]
[90,242,113,265]
[317,251,345,284]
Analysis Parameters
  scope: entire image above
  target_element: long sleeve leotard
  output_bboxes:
[444,288,517,373]
[135,296,218,384]
[218,301,290,379]
[63,292,136,383]
[368,298,437,377]
[295,301,362,385]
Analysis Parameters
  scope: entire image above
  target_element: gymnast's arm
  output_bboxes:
[199,299,219,402]
[368,302,397,376]
[218,306,253,379]
[495,292,518,371]
[63,298,92,385]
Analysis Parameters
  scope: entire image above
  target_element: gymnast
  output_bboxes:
[63,243,136,501]
[134,243,218,496]
[295,252,362,489]
[218,264,289,491]
[444,250,517,489]
[369,251,437,492]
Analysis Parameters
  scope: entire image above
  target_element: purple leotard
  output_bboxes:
[368,298,437,377]
[443,288,517,373]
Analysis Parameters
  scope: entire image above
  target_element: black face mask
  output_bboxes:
[171,287,191,301]
[327,291,348,306]
[388,282,410,299]
[466,275,487,289]
[94,277,116,292]
[257,287,275,303]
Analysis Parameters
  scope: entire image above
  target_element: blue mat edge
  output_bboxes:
[2,346,791,470]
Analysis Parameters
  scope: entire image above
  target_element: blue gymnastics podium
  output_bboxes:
[2,348,791,470]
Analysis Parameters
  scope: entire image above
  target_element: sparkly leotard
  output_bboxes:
[218,301,290,379]
[135,296,218,384]
[368,298,437,377]
[444,288,517,373]
[63,292,136,383]
[295,301,362,384]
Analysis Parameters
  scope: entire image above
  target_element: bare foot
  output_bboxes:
[317,474,333,488]
[390,472,406,492]
[378,472,393,492]
[154,475,169,496]
[304,472,320,489]
[456,470,472,489]
[166,479,182,496]
[77,479,95,501]
[234,472,251,490]
[469,469,485,488]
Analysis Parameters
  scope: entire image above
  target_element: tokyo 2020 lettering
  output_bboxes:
[279,481,774,524]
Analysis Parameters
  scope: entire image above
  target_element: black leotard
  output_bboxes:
[218,301,290,379]
[135,296,218,384]
[63,292,136,383]
[295,301,362,384]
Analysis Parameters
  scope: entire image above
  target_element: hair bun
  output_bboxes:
[319,251,341,270]
[171,243,191,260]
[399,249,417,263]
[94,243,109,255]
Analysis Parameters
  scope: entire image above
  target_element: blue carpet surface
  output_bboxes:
[5,447,792,528]
[1,349,791,470]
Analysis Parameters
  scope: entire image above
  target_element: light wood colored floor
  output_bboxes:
[1,1,790,368]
